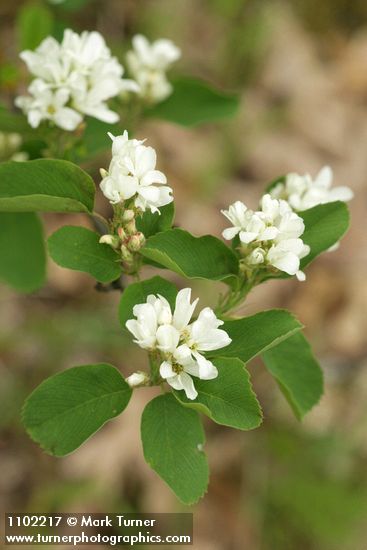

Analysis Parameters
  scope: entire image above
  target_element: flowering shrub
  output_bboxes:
[0,19,353,504]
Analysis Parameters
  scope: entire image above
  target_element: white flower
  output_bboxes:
[15,29,138,130]
[125,288,231,400]
[125,293,172,350]
[15,79,82,131]
[267,239,310,281]
[222,194,310,280]
[270,166,354,211]
[221,201,277,243]
[100,131,173,213]
[126,34,181,102]
[260,194,306,241]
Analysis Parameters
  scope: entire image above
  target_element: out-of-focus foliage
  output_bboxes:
[1,0,366,547]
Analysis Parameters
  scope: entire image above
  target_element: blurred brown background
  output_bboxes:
[1,1,367,548]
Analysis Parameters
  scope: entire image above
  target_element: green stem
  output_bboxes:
[149,352,162,386]
[216,273,260,317]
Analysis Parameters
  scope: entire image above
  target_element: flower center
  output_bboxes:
[172,362,183,375]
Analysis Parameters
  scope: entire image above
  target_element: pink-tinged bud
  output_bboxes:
[137,232,145,245]
[99,234,119,248]
[122,209,135,223]
[99,168,108,178]
[128,234,143,252]
[121,244,133,262]
[125,219,137,235]
[117,227,126,240]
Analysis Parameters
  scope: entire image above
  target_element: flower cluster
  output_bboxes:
[15,30,138,131]
[100,131,173,213]
[222,194,310,281]
[270,166,354,212]
[126,35,181,103]
[126,289,231,399]
[99,207,146,269]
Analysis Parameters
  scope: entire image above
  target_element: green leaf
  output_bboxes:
[174,358,262,430]
[0,105,32,134]
[48,226,122,283]
[17,2,54,50]
[146,76,240,127]
[0,159,95,213]
[0,212,46,292]
[82,117,119,157]
[262,332,324,419]
[22,363,132,456]
[210,309,303,362]
[136,203,175,239]
[119,276,177,328]
[141,228,239,285]
[141,394,209,504]
[300,201,350,267]
[57,0,92,11]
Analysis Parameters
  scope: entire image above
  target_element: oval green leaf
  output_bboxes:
[48,225,121,283]
[0,159,95,213]
[300,201,350,267]
[0,212,46,292]
[141,228,239,285]
[262,332,324,419]
[17,3,54,50]
[146,77,240,127]
[22,363,132,456]
[141,393,209,504]
[174,358,262,430]
[136,202,175,239]
[209,309,303,362]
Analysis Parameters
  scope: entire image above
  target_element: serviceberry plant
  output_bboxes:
[0,23,353,504]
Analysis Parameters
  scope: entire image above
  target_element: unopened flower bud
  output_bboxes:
[8,133,22,150]
[121,244,133,262]
[125,219,137,235]
[138,232,146,245]
[117,227,126,240]
[126,371,149,388]
[99,234,119,248]
[99,168,108,179]
[248,247,266,266]
[122,209,135,223]
[128,232,145,252]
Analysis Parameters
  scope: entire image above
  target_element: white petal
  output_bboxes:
[268,249,299,275]
[173,288,198,331]
[259,226,279,241]
[125,319,141,340]
[296,270,306,281]
[178,372,198,400]
[53,108,82,131]
[159,361,176,379]
[328,186,354,202]
[156,324,180,353]
[192,352,218,380]
[222,226,240,240]
[239,230,258,244]
[315,166,333,189]
[173,344,193,365]
[133,303,157,335]
[134,145,156,177]
[140,170,167,186]
[81,103,120,123]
